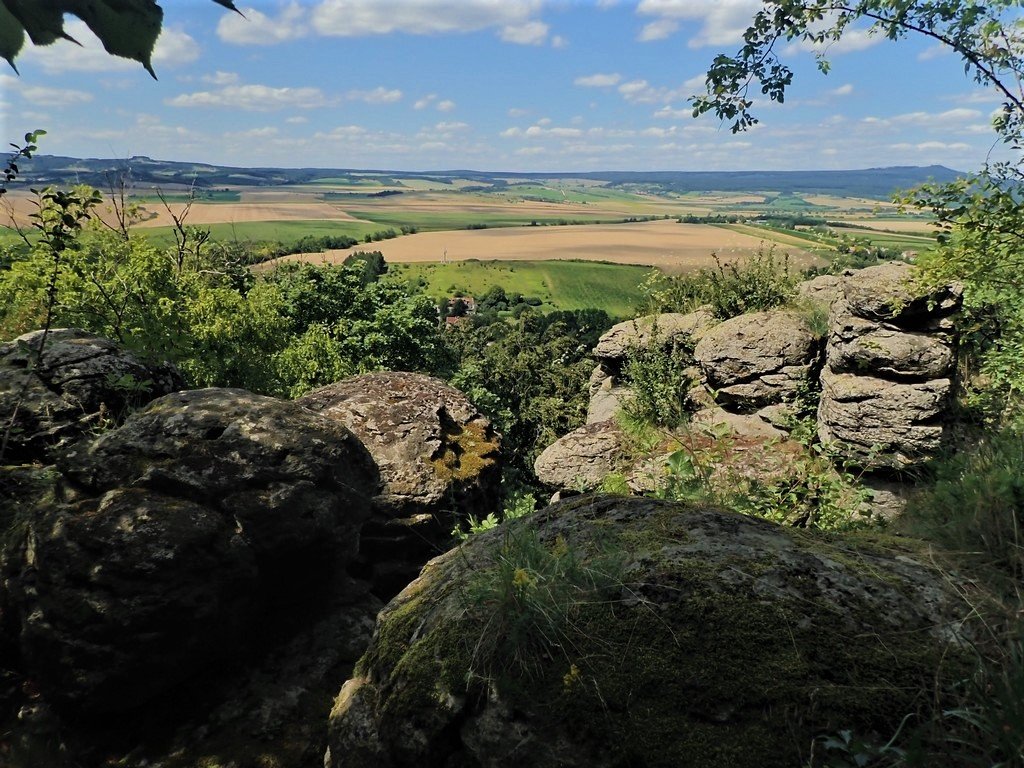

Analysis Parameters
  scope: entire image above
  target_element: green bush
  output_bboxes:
[639,246,799,319]
[621,323,696,428]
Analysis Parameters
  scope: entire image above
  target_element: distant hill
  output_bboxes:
[16,155,963,200]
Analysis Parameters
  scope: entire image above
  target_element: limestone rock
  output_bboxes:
[592,310,715,364]
[818,369,951,469]
[796,272,849,306]
[842,262,962,326]
[585,365,633,424]
[827,298,955,380]
[534,419,625,491]
[694,310,820,412]
[327,496,970,768]
[299,372,501,596]
[0,328,183,463]
[2,388,378,715]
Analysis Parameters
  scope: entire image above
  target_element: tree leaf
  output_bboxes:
[70,0,164,79]
[0,2,26,71]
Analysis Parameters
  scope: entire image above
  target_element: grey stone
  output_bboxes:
[0,328,183,463]
[694,310,820,412]
[299,372,501,596]
[534,419,625,491]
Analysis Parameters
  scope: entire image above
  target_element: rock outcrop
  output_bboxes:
[1,388,379,716]
[327,495,970,768]
[0,328,183,463]
[587,310,715,424]
[299,372,501,596]
[534,418,625,492]
[694,310,820,413]
[817,263,962,471]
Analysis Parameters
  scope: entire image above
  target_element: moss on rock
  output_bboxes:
[328,495,973,768]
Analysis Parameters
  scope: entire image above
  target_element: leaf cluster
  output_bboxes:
[0,0,239,77]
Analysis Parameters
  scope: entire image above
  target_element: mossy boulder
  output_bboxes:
[0,328,183,464]
[1,388,379,716]
[327,495,971,768]
[300,372,501,597]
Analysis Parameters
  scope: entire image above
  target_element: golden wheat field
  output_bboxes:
[268,219,820,272]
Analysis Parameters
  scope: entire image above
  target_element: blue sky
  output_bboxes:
[0,0,1015,172]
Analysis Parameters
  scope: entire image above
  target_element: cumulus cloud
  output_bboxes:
[436,99,456,112]
[829,83,854,97]
[19,21,199,73]
[202,71,240,86]
[637,19,679,42]
[218,3,308,44]
[167,84,332,111]
[574,73,622,87]
[636,0,760,48]
[311,0,541,37]
[414,94,437,110]
[501,21,549,45]
[346,86,403,104]
[17,85,93,107]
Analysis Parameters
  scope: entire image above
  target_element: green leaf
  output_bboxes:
[71,0,164,78]
[0,2,25,71]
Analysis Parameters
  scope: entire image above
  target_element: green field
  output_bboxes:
[389,259,651,318]
[138,219,382,248]
[344,209,622,232]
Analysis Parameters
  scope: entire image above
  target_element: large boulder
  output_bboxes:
[592,310,715,366]
[817,264,961,471]
[818,369,952,470]
[841,262,962,325]
[533,419,625,492]
[0,328,183,463]
[327,495,970,768]
[299,372,501,596]
[694,310,821,412]
[1,388,379,715]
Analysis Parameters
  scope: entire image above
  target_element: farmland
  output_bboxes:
[2,161,945,306]
[390,260,653,318]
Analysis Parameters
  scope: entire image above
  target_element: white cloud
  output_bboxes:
[167,84,331,111]
[311,0,541,38]
[551,35,568,48]
[414,94,437,110]
[784,26,881,56]
[202,71,240,86]
[316,125,369,140]
[637,0,760,48]
[617,79,691,104]
[226,127,280,139]
[19,21,199,74]
[346,86,403,104]
[17,85,93,107]
[829,83,854,97]
[508,107,530,117]
[918,43,951,61]
[501,21,549,45]
[435,121,469,131]
[286,116,309,124]
[890,141,971,152]
[218,3,307,44]
[574,73,622,87]
[436,99,456,112]
[638,19,679,42]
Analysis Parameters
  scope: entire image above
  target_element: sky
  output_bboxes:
[0,0,1017,173]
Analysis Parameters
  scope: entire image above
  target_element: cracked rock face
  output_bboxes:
[533,419,625,492]
[326,496,971,768]
[592,310,716,367]
[1,388,378,715]
[0,328,184,464]
[694,311,820,413]
[817,264,961,471]
[299,372,501,597]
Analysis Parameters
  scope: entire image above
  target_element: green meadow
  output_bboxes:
[389,259,652,318]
